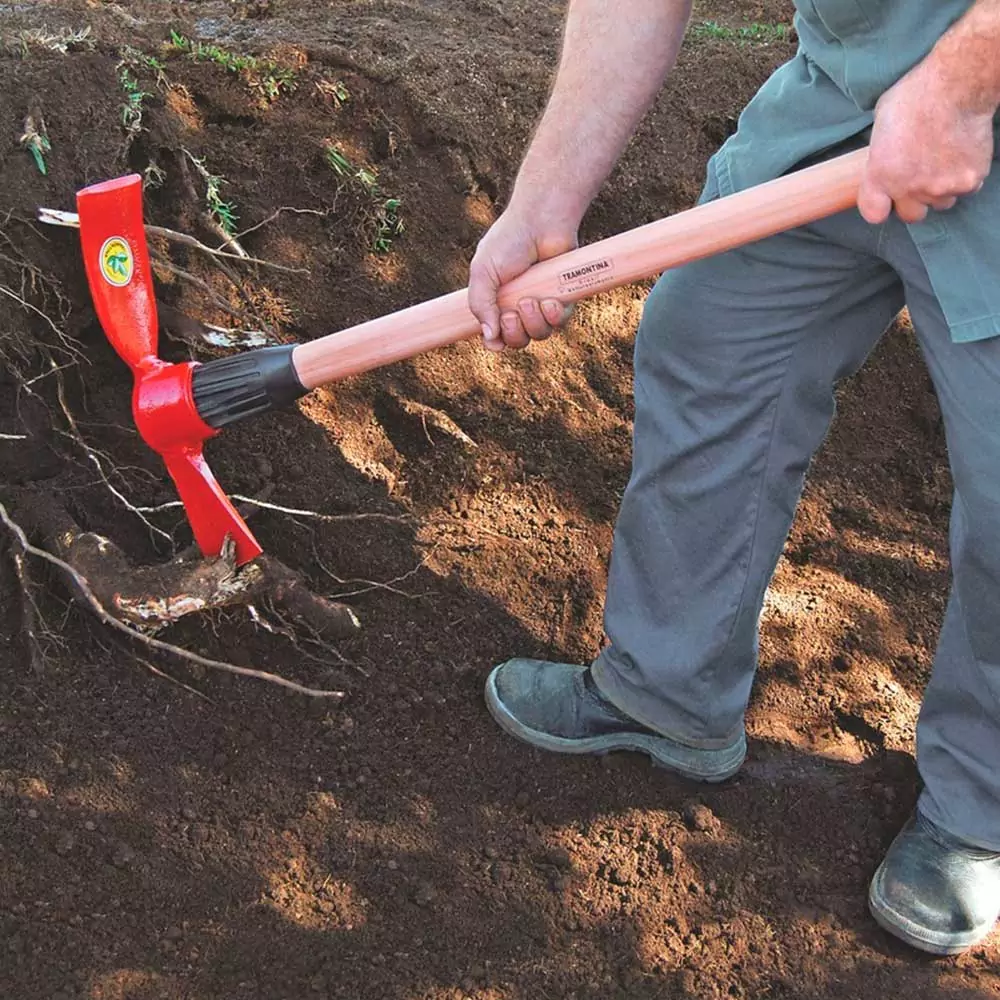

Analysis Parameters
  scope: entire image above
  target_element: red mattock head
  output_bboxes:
[76,175,264,564]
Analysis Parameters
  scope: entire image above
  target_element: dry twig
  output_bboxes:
[36,209,310,274]
[313,543,431,600]
[0,284,77,356]
[37,206,291,342]
[133,495,408,540]
[51,365,176,548]
[249,601,366,676]
[148,223,310,275]
[151,254,258,323]
[137,657,215,704]
[7,546,44,672]
[233,206,332,239]
[230,494,412,525]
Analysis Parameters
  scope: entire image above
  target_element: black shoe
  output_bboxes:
[485,658,745,782]
[869,809,1000,955]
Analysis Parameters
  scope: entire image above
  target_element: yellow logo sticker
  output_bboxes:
[99,236,134,287]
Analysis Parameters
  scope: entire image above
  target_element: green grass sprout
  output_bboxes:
[116,47,169,145]
[691,20,791,43]
[118,63,150,140]
[166,32,297,103]
[373,198,405,254]
[324,142,405,253]
[19,115,51,175]
[316,78,350,107]
[184,150,240,235]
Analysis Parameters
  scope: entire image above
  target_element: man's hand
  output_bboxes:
[468,207,577,352]
[858,1,1000,225]
[465,0,693,351]
[859,63,994,224]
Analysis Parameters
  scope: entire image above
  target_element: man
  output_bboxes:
[467,0,1000,956]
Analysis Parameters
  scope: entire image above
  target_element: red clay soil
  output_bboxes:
[0,3,996,999]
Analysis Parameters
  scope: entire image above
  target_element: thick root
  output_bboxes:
[11,488,360,638]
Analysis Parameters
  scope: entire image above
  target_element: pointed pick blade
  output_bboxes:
[161,447,263,566]
[77,175,159,372]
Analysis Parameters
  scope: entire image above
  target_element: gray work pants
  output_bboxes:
[591,169,1000,851]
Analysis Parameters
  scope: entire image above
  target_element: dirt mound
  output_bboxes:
[0,4,996,1000]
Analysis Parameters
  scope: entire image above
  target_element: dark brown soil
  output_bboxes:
[0,3,996,999]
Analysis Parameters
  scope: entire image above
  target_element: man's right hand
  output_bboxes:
[466,0,693,351]
[468,206,579,352]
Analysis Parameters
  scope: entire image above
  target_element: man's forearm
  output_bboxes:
[927,0,1000,114]
[510,0,692,226]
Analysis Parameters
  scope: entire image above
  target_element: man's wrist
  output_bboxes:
[927,2,1000,116]
[508,171,589,233]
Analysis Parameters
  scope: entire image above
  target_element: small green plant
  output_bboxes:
[19,114,51,175]
[324,145,353,178]
[325,144,377,191]
[166,31,297,103]
[316,78,350,107]
[117,47,168,144]
[123,45,166,76]
[168,31,243,69]
[373,198,404,254]
[118,63,150,140]
[691,20,791,43]
[204,172,239,235]
[184,149,240,235]
[258,65,298,101]
[357,166,378,192]
[325,142,405,254]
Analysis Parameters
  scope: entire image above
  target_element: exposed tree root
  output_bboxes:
[2,200,372,703]
[36,208,312,273]
[1,491,358,699]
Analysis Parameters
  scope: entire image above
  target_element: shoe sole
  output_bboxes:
[868,861,990,956]
[484,666,745,783]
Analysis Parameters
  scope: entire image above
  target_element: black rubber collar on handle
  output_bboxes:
[191,345,308,429]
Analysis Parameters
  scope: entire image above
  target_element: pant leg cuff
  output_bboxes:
[591,649,744,751]
[917,788,1000,853]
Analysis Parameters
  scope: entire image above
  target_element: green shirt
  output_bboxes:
[712,0,1000,343]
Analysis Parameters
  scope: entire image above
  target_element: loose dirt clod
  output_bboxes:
[111,844,137,868]
[683,803,720,834]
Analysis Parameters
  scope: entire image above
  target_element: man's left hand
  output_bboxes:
[858,58,994,225]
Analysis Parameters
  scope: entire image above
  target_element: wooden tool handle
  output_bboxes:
[292,148,868,390]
